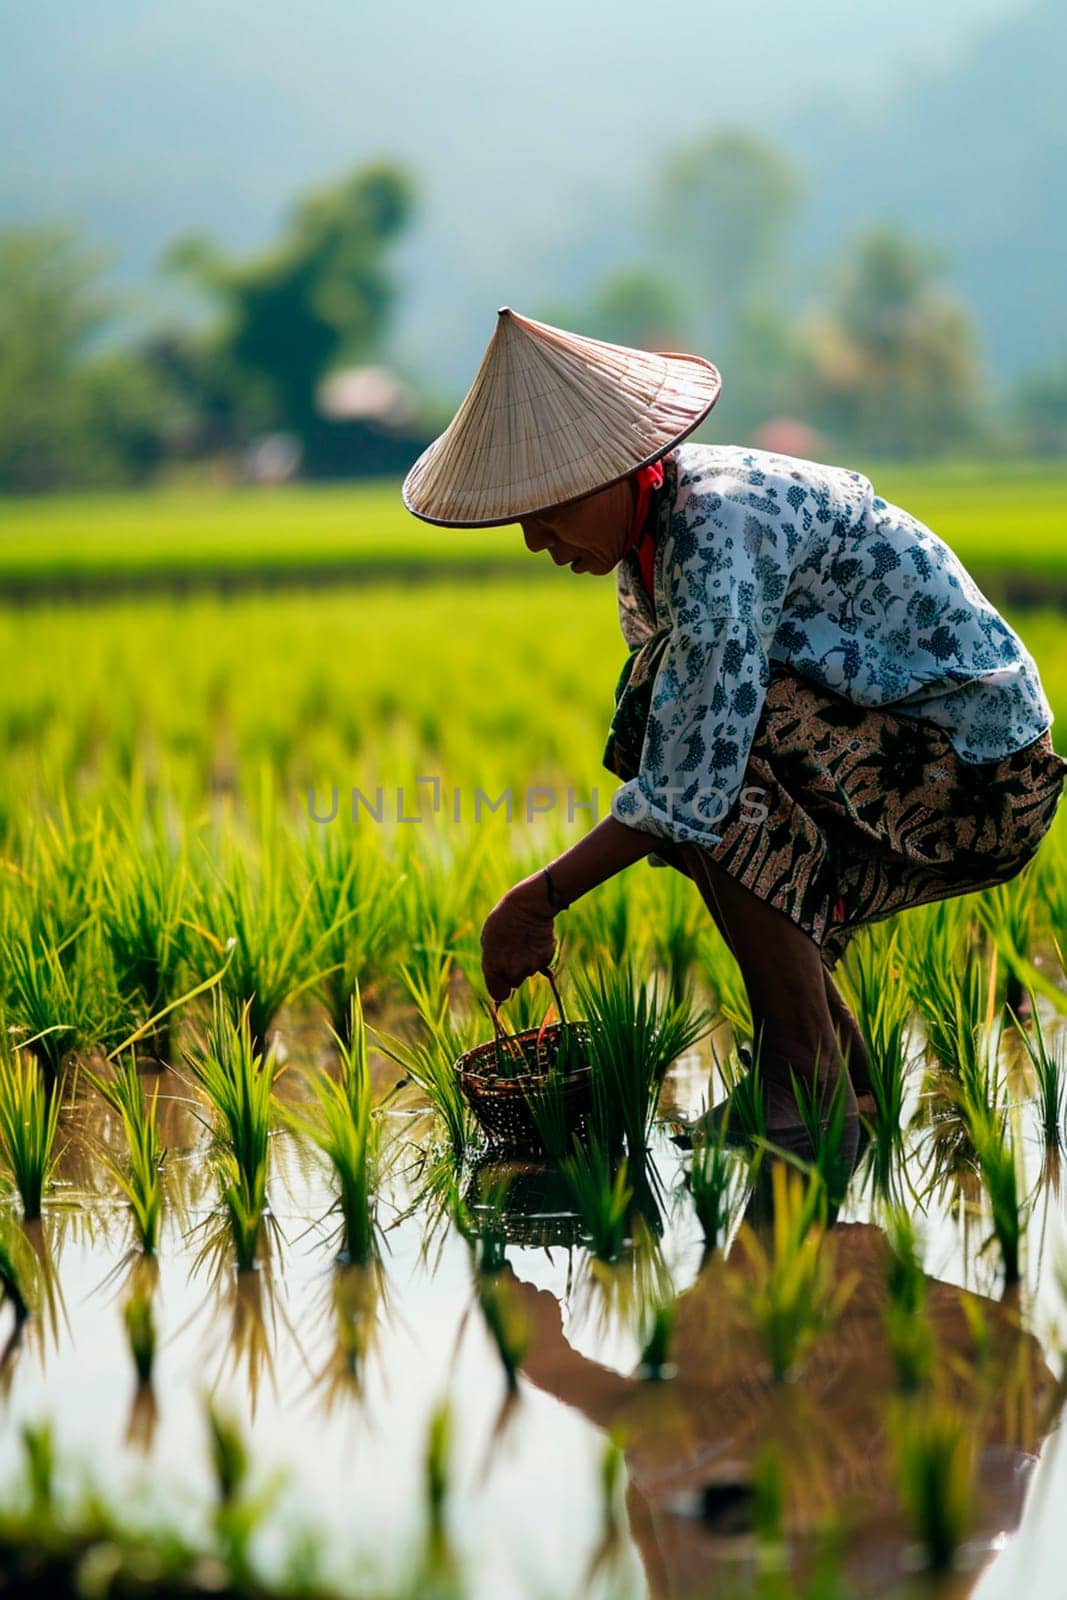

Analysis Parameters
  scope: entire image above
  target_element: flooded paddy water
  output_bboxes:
[4,987,1067,1600]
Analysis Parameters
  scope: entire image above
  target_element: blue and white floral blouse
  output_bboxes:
[610,443,1054,849]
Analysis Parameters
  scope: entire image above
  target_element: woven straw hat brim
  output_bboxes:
[402,308,722,528]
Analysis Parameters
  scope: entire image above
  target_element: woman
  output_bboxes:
[403,308,1065,1133]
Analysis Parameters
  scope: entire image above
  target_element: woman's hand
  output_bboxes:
[480,876,557,1002]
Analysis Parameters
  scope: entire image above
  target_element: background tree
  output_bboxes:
[799,226,983,457]
[657,132,800,354]
[165,162,415,470]
[0,226,169,491]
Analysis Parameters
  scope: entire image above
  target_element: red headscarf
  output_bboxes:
[626,458,665,600]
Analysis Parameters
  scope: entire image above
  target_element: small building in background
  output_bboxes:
[751,417,824,461]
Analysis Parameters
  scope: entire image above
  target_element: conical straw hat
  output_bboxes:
[402,307,722,527]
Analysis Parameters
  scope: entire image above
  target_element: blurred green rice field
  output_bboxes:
[0,459,1064,586]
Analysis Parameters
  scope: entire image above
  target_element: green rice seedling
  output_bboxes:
[651,871,708,1009]
[637,1297,677,1380]
[394,834,487,1008]
[192,828,333,1057]
[0,1212,35,1325]
[284,994,379,1266]
[217,1152,265,1273]
[206,1402,261,1585]
[562,1137,634,1263]
[124,1290,156,1385]
[836,927,913,1176]
[1013,999,1065,1150]
[789,1066,856,1211]
[304,827,402,1040]
[575,960,710,1160]
[86,1053,164,1254]
[968,1101,1025,1288]
[98,813,192,1062]
[714,1039,767,1144]
[421,1399,458,1591]
[1,916,126,1084]
[698,925,753,1040]
[687,1123,743,1254]
[183,994,276,1206]
[731,1163,851,1383]
[890,1397,976,1573]
[0,1047,61,1220]
[882,1208,934,1392]
[375,975,476,1163]
[21,1421,55,1522]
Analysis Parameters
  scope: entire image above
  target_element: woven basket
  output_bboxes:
[454,1020,593,1153]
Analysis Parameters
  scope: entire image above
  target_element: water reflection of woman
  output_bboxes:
[508,1215,1060,1599]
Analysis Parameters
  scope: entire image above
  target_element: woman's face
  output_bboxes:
[518,475,636,575]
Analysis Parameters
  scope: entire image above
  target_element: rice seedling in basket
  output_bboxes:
[574,960,710,1162]
[283,990,379,1266]
[0,1046,61,1221]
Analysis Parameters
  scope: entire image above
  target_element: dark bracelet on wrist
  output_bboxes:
[542,864,563,911]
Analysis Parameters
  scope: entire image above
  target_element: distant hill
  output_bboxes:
[784,0,1066,376]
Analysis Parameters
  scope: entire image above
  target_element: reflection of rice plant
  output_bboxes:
[420,1400,457,1590]
[285,991,378,1265]
[0,1049,60,1220]
[637,1298,677,1381]
[1014,1001,1065,1150]
[87,1054,164,1255]
[882,1208,934,1392]
[575,961,709,1159]
[891,1399,976,1573]
[124,1290,155,1385]
[731,1164,850,1383]
[562,1138,633,1263]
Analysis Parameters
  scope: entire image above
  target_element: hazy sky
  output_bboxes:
[1,0,1032,388]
